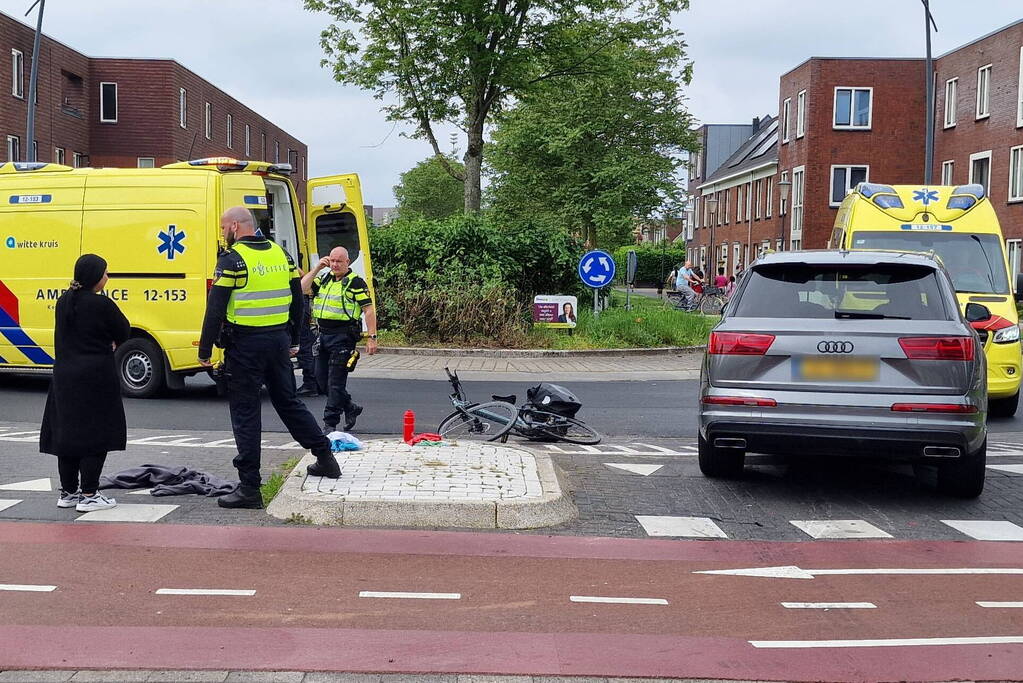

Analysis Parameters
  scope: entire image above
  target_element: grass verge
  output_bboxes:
[260,456,300,507]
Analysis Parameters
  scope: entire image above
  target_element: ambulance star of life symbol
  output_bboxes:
[157,225,186,261]
[913,188,939,206]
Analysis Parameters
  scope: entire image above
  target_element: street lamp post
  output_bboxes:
[777,178,792,249]
[25,0,45,162]
[922,0,938,185]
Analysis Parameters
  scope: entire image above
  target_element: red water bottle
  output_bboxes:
[403,410,416,443]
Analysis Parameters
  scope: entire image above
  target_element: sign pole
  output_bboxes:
[578,249,616,321]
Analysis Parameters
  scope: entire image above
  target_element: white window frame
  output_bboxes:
[179,88,187,128]
[833,86,873,130]
[699,246,707,271]
[204,102,212,140]
[72,151,84,168]
[944,77,957,128]
[765,176,773,218]
[969,150,992,194]
[977,64,992,120]
[736,185,743,223]
[781,97,791,143]
[724,188,730,224]
[779,170,789,215]
[829,164,869,207]
[754,179,762,219]
[244,124,251,157]
[941,159,954,185]
[733,243,742,275]
[791,166,805,240]
[720,243,728,269]
[54,147,65,165]
[1018,47,1023,127]
[11,49,23,99]
[137,157,155,168]
[274,140,280,163]
[6,135,19,162]
[1010,145,1023,202]
[99,82,117,123]
[775,239,783,252]
[226,114,233,148]
[796,90,806,138]
[1007,239,1022,282]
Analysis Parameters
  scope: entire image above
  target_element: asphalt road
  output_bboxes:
[3,372,1023,438]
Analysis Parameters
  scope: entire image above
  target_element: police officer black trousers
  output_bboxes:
[316,326,361,431]
[226,329,337,491]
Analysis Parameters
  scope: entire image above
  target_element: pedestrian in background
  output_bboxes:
[198,207,340,509]
[40,254,129,512]
[301,246,377,434]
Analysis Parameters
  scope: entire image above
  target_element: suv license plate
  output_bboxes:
[797,356,879,382]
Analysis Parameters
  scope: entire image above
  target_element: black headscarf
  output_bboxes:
[57,254,107,330]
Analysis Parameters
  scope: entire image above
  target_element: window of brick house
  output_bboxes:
[755,179,763,219]
[976,64,992,119]
[179,88,187,128]
[941,159,954,185]
[261,133,266,160]
[791,166,805,243]
[1010,146,1023,202]
[1018,47,1023,127]
[736,185,743,222]
[944,78,957,128]
[833,87,872,129]
[244,124,250,156]
[204,102,212,140]
[99,82,117,123]
[766,176,773,218]
[54,147,64,165]
[1008,239,1022,281]
[6,135,19,162]
[724,188,730,224]
[274,140,280,163]
[11,49,23,98]
[830,165,868,206]
[137,157,155,168]
[72,152,84,168]
[781,97,791,142]
[969,150,991,193]
[779,170,789,215]
[796,90,806,138]
[227,114,233,148]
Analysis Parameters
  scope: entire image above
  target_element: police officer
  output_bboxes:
[198,207,340,509]
[301,246,377,433]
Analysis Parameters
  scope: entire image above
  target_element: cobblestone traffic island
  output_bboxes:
[267,440,577,529]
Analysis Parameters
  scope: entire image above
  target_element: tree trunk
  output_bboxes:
[463,127,484,213]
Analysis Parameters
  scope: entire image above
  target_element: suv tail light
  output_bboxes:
[891,403,978,414]
[898,336,974,361]
[702,396,777,407]
[709,332,775,355]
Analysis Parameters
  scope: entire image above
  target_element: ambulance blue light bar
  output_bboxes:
[858,183,903,209]
[948,183,985,211]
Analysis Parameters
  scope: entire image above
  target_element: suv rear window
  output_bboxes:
[732,264,950,320]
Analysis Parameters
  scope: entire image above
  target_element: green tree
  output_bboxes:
[486,26,698,247]
[305,0,687,213]
[393,155,465,220]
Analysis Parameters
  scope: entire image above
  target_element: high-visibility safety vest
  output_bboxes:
[312,271,363,322]
[225,242,293,327]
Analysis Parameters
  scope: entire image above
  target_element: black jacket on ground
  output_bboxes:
[40,292,130,457]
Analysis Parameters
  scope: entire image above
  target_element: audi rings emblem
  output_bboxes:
[817,341,854,353]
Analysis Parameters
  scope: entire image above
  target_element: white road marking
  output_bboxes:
[636,515,728,538]
[781,602,877,609]
[697,565,1023,580]
[570,596,669,605]
[0,499,22,513]
[155,588,255,596]
[941,520,1023,541]
[543,444,567,452]
[977,601,1023,608]
[604,463,663,476]
[790,520,893,539]
[986,464,1023,474]
[126,489,154,496]
[750,635,1023,649]
[0,478,51,492]
[359,591,461,599]
[126,435,194,445]
[604,445,641,454]
[632,443,688,455]
[0,431,40,442]
[0,584,56,592]
[75,504,178,523]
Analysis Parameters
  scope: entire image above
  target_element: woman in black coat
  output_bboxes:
[39,254,130,512]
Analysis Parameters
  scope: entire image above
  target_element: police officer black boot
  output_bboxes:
[344,404,363,431]
[218,484,263,509]
[307,451,341,478]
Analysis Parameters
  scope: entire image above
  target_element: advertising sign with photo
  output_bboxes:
[532,295,578,328]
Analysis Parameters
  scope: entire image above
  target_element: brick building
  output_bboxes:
[688,115,781,276]
[0,10,307,196]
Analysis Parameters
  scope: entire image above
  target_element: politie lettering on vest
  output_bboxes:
[300,245,378,434]
[197,206,340,510]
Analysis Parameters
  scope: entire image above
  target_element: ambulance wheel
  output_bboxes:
[116,338,165,399]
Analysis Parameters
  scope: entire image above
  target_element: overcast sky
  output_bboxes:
[0,0,1019,205]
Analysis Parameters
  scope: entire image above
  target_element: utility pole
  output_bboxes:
[922,0,938,184]
[25,0,45,162]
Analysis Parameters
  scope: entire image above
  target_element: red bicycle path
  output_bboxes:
[1,521,1022,681]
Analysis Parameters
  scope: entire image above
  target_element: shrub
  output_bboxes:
[612,243,687,288]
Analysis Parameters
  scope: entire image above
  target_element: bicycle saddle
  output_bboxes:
[492,394,517,404]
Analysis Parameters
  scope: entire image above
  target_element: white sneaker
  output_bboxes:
[76,493,117,512]
[57,489,81,508]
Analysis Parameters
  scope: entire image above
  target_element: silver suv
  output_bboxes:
[699,250,988,497]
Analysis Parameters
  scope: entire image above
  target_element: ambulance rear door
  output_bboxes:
[306,174,373,294]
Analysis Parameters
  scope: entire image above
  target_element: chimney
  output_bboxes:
[752,116,761,133]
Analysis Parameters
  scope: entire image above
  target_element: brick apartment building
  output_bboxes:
[0,10,307,196]
[690,17,1023,278]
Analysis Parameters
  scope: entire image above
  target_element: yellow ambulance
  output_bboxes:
[0,158,373,397]
[830,183,1022,416]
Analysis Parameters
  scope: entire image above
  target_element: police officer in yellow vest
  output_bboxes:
[198,207,340,509]
[300,246,378,433]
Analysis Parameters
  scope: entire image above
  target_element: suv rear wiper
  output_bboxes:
[834,309,911,320]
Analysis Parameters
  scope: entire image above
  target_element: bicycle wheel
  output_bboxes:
[437,401,518,442]
[700,294,726,315]
[526,410,602,445]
